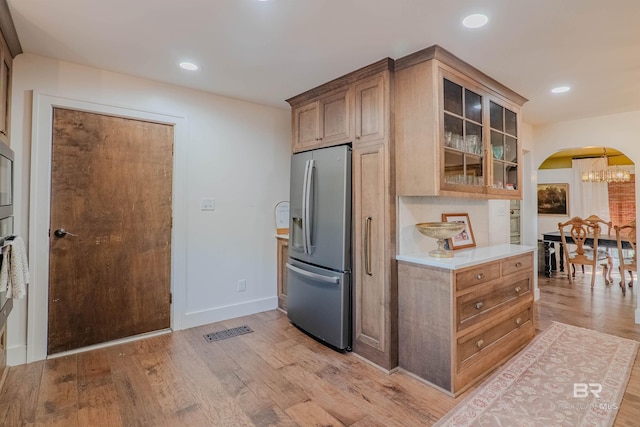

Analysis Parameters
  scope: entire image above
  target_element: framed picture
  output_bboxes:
[537,183,569,216]
[442,213,476,250]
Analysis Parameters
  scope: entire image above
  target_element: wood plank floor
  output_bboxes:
[1,270,639,426]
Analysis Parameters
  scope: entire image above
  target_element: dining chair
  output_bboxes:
[558,216,605,289]
[583,215,614,285]
[614,220,636,295]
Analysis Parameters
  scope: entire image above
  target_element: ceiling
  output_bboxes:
[6,0,640,126]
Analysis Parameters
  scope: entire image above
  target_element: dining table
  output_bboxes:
[541,231,632,278]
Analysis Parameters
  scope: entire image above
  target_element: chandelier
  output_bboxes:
[581,148,631,183]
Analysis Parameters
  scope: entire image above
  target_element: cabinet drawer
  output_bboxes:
[456,273,532,331]
[454,314,534,393]
[501,253,533,276]
[457,305,532,368]
[455,262,501,291]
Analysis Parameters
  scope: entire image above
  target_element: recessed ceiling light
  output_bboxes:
[551,86,571,94]
[179,62,199,71]
[462,14,489,28]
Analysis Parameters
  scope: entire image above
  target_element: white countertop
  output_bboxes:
[276,234,289,239]
[397,244,536,270]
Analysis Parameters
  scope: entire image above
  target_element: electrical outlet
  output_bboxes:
[237,279,246,292]
[201,198,216,211]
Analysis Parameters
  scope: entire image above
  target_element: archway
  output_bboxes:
[536,146,635,292]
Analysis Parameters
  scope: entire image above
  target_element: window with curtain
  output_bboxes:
[572,158,610,221]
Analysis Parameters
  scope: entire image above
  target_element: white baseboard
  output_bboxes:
[7,345,27,366]
[181,297,278,330]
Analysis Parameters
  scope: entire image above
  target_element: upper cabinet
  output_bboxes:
[291,87,353,152]
[0,31,12,146]
[395,46,527,199]
[287,59,393,153]
[354,73,387,145]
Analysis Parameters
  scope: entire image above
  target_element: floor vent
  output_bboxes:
[203,325,253,342]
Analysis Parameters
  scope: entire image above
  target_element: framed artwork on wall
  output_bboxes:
[537,183,569,216]
[442,213,476,250]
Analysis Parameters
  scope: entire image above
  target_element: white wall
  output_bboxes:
[398,196,493,254]
[532,110,640,323]
[8,54,291,363]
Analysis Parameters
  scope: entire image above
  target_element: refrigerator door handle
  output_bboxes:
[301,159,310,254]
[304,159,315,253]
[286,263,340,284]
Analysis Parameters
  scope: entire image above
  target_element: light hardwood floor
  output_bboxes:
[1,270,639,426]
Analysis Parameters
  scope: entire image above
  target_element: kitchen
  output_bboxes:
[0,0,639,425]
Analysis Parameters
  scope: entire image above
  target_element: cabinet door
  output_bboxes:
[487,97,522,198]
[353,143,394,367]
[441,75,485,190]
[292,100,320,152]
[276,238,289,311]
[355,74,385,145]
[320,87,352,146]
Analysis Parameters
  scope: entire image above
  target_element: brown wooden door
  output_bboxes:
[47,108,173,355]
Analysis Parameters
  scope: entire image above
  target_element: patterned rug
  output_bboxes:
[435,322,639,427]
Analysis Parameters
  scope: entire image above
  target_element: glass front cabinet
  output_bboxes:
[395,46,527,200]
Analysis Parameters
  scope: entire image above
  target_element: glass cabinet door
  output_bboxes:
[489,101,518,191]
[443,78,484,187]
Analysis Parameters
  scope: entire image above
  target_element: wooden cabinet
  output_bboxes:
[287,59,393,153]
[354,74,387,145]
[287,59,397,370]
[353,142,397,370]
[395,45,527,199]
[398,251,535,396]
[291,87,352,152]
[0,27,12,145]
[276,236,288,311]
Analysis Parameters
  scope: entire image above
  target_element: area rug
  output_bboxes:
[435,322,639,427]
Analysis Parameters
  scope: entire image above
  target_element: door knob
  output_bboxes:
[54,228,77,238]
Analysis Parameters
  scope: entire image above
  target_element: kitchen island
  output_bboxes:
[397,244,536,396]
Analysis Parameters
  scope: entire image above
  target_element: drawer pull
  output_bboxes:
[476,273,484,280]
[515,262,522,268]
[476,339,484,348]
[474,302,484,310]
[515,317,522,325]
[515,286,522,293]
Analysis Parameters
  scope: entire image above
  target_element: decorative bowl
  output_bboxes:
[416,222,466,258]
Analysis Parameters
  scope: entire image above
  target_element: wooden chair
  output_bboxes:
[583,215,614,285]
[614,221,636,295]
[558,217,605,289]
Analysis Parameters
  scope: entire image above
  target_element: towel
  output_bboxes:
[0,236,29,299]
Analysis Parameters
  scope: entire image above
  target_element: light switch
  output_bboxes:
[201,198,215,211]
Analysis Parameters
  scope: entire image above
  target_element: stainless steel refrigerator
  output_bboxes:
[286,144,352,351]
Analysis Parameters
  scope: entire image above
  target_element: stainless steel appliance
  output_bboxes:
[287,144,351,351]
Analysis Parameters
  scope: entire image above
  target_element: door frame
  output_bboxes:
[27,93,187,363]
